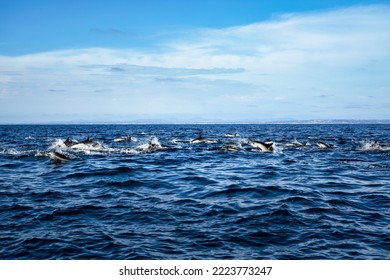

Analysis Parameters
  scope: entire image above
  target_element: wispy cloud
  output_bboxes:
[154,77,183,83]
[90,27,130,36]
[93,64,246,76]
[49,89,66,92]
[109,67,126,72]
[1,5,389,122]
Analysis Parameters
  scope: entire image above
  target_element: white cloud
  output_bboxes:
[1,4,389,122]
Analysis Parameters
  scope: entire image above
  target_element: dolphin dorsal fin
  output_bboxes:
[263,142,273,149]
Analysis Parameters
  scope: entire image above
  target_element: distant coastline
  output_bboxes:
[1,119,390,125]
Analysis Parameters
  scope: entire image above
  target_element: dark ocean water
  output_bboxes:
[0,124,389,259]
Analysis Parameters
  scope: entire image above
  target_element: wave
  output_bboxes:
[0,148,47,158]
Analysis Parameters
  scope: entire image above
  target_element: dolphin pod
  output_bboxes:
[45,133,389,163]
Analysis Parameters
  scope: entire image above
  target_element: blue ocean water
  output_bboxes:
[0,124,389,259]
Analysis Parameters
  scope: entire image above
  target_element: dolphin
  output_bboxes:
[64,137,78,147]
[377,143,390,150]
[113,135,133,142]
[248,140,275,152]
[190,136,214,144]
[64,137,93,147]
[48,151,71,162]
[220,145,241,151]
[368,141,390,150]
[286,141,308,147]
[316,141,332,148]
[223,133,238,138]
[69,137,101,149]
[81,137,94,144]
[81,137,101,147]
[209,145,241,151]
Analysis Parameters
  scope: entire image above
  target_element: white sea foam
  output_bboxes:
[0,148,20,155]
[49,139,68,150]
[35,151,50,157]
[120,148,139,155]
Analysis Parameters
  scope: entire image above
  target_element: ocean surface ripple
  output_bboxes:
[0,124,389,259]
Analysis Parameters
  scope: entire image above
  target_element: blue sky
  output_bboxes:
[1,0,389,123]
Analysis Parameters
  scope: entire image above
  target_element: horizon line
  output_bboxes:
[1,119,390,125]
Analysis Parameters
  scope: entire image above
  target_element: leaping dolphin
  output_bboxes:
[248,140,275,152]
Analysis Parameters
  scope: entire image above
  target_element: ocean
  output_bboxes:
[0,124,389,259]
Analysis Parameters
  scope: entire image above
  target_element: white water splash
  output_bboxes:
[273,143,284,154]
[136,136,164,152]
[359,140,390,151]
[49,139,68,150]
[49,138,117,156]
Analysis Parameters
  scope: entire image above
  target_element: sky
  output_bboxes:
[0,0,390,123]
